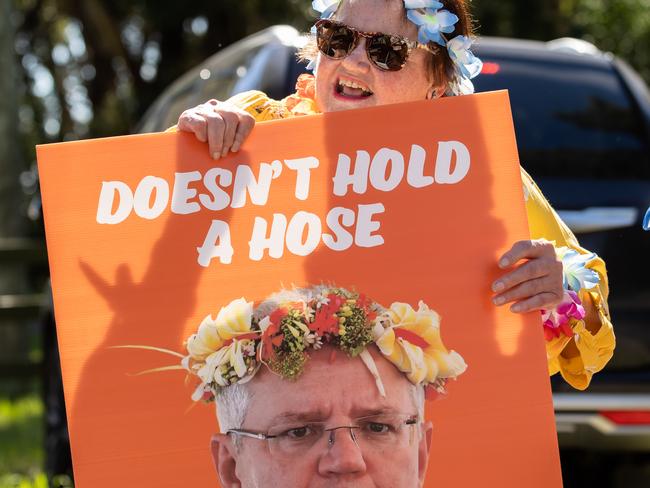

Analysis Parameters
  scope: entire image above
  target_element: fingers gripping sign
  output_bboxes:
[492,239,564,314]
[177,99,256,159]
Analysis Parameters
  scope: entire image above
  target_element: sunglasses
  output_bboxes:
[315,19,437,72]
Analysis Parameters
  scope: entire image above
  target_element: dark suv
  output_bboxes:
[50,26,650,486]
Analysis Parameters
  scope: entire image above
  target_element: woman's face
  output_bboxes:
[315,0,438,113]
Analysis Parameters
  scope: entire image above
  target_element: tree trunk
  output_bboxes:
[0,0,23,237]
[0,0,29,362]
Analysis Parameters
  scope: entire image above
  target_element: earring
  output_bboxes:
[427,85,446,100]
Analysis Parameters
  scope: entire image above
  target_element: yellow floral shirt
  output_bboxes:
[171,74,615,390]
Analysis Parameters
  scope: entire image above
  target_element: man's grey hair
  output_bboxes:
[215,382,251,433]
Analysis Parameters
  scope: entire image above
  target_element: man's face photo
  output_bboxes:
[210,346,433,488]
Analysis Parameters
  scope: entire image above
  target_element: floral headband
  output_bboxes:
[311,0,483,95]
[176,286,467,402]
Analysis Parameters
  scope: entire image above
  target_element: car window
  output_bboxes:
[137,44,266,133]
[198,45,266,102]
[474,56,650,179]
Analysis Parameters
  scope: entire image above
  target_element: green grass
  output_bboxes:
[0,473,49,488]
[0,395,73,488]
[0,395,43,475]
[0,474,73,488]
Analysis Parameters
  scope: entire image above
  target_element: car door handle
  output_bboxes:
[557,207,639,234]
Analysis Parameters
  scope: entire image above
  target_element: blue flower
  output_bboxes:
[643,206,650,231]
[557,247,600,292]
[306,57,318,71]
[406,8,459,46]
[447,35,483,80]
[312,0,340,19]
[404,0,443,9]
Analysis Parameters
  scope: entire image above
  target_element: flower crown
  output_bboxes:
[311,0,483,95]
[182,286,467,402]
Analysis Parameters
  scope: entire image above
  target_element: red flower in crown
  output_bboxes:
[260,308,288,360]
[310,307,339,336]
[307,293,346,336]
[327,293,345,312]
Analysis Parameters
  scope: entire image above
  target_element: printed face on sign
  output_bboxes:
[179,286,461,488]
[211,346,431,488]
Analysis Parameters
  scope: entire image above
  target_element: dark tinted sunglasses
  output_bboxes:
[315,19,437,72]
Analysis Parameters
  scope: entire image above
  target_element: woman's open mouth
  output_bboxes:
[334,78,374,100]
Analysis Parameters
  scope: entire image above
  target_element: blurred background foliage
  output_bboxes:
[4,0,650,218]
[1,0,649,485]
[7,0,650,157]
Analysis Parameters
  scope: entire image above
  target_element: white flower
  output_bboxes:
[191,383,212,402]
[556,247,600,291]
[447,35,483,80]
[196,339,251,389]
[303,331,322,349]
[258,316,272,333]
[186,315,221,360]
[315,294,330,309]
[301,301,314,322]
[214,297,254,338]
[197,347,230,386]
[375,302,467,385]
[312,0,339,19]
[186,298,254,361]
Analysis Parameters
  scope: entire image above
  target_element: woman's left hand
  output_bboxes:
[492,239,564,313]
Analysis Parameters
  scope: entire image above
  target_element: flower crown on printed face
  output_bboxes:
[311,0,483,96]
[182,286,467,403]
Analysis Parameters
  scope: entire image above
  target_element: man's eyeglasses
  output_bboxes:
[228,413,420,459]
[315,19,438,72]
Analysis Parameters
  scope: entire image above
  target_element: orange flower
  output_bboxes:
[283,74,318,116]
[295,74,316,99]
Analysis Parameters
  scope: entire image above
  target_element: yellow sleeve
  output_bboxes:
[521,168,615,390]
[164,90,289,132]
[226,90,291,121]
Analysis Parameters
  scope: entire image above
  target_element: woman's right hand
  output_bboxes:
[177,99,256,160]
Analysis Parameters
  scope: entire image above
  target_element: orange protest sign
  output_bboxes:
[37,91,562,487]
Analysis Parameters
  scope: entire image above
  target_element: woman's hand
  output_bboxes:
[177,99,256,159]
[492,239,564,313]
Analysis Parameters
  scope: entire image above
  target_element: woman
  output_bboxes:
[173,0,615,390]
